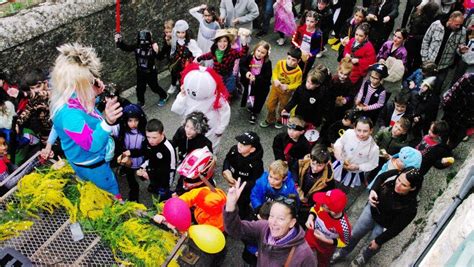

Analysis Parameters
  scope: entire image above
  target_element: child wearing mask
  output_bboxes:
[115,30,169,106]
[333,117,379,187]
[273,116,311,178]
[240,41,272,124]
[260,47,303,128]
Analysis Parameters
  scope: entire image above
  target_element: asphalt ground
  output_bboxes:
[116,25,473,267]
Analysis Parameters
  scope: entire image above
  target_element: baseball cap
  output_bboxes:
[313,189,347,213]
[235,131,260,147]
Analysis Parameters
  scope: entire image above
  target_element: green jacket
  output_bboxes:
[374,127,411,155]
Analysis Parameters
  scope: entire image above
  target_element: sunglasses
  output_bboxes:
[287,123,305,131]
[275,196,296,206]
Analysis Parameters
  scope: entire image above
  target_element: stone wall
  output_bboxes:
[0,0,219,89]
[392,150,474,266]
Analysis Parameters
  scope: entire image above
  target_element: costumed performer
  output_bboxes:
[49,43,122,198]
[171,63,230,152]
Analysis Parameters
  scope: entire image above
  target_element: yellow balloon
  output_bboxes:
[188,224,226,254]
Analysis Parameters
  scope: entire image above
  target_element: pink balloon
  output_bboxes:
[162,197,191,231]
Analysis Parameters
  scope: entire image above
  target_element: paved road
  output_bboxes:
[117,28,473,266]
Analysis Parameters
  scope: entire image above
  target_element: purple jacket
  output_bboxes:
[224,208,317,266]
[377,40,408,65]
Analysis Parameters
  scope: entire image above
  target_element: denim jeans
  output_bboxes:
[261,0,274,33]
[224,73,236,94]
[338,204,384,262]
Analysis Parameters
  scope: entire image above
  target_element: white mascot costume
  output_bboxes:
[171,63,231,152]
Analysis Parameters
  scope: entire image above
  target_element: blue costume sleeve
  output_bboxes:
[60,108,112,153]
[47,128,58,145]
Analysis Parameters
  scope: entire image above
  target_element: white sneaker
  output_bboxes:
[277,38,285,46]
[316,47,327,58]
[167,84,177,94]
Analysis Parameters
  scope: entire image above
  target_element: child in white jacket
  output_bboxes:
[333,117,379,187]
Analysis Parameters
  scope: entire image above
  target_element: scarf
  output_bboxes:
[215,49,225,63]
[266,226,298,245]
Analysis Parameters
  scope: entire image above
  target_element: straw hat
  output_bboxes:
[213,29,235,43]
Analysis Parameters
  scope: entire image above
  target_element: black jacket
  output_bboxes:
[410,90,440,136]
[376,101,413,128]
[117,40,159,73]
[223,144,264,185]
[284,84,329,126]
[142,137,176,189]
[171,126,213,162]
[418,142,452,176]
[371,169,419,245]
[239,55,272,91]
[223,144,264,204]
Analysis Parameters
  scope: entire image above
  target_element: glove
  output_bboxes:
[114,33,122,43]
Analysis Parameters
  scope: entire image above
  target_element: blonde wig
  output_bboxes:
[50,43,102,119]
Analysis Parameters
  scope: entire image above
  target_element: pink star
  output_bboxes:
[65,122,93,151]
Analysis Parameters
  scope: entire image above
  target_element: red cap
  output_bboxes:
[313,189,347,213]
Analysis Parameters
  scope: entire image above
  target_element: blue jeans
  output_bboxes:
[224,74,236,94]
[261,0,274,32]
[338,204,384,262]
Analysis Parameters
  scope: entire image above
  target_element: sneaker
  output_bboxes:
[259,120,272,128]
[275,122,283,129]
[328,37,338,45]
[249,115,256,124]
[277,38,285,46]
[351,254,366,267]
[167,84,177,94]
[316,47,327,58]
[158,94,169,107]
[256,31,267,37]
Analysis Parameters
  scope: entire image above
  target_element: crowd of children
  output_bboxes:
[1,0,473,266]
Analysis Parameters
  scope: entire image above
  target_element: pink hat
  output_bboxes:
[313,189,347,213]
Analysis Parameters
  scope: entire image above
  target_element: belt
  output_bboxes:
[73,159,106,169]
